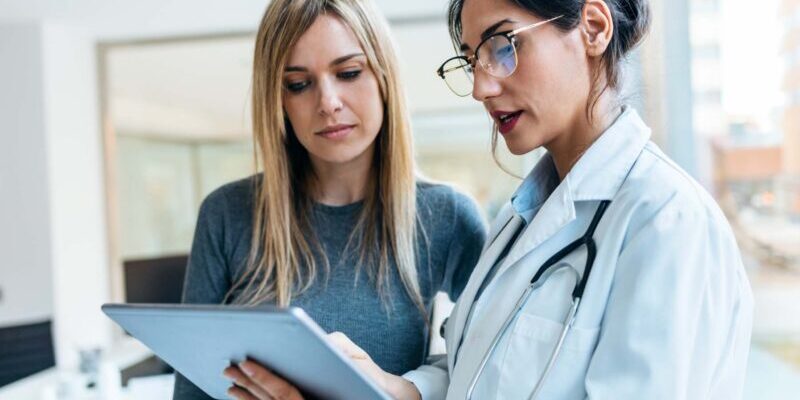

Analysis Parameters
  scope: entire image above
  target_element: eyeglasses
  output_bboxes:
[436,16,563,97]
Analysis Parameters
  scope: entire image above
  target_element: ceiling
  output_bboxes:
[0,0,450,40]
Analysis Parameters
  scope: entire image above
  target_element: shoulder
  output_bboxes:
[415,180,459,209]
[611,143,749,310]
[415,179,488,251]
[616,142,734,242]
[201,175,257,210]
[197,174,258,227]
[416,180,485,226]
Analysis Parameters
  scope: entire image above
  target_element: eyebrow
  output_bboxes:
[285,53,366,72]
[460,19,515,52]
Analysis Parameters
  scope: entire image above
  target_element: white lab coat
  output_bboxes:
[404,108,753,399]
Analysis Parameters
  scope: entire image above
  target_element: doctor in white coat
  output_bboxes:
[396,0,753,398]
[230,0,754,399]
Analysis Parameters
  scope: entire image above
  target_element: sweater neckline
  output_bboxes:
[311,200,364,216]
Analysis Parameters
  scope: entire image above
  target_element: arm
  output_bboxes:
[584,198,749,399]
[441,191,488,300]
[400,356,449,400]
[181,191,232,305]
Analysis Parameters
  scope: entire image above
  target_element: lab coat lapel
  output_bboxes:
[498,180,576,276]
[446,183,576,398]
[482,205,516,252]
[445,206,516,372]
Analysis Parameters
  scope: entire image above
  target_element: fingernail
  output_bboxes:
[239,362,255,377]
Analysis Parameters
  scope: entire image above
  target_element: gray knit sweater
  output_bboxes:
[172,176,487,399]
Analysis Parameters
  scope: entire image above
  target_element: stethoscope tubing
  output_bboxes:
[463,200,611,400]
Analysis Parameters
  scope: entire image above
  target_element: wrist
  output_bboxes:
[382,372,421,400]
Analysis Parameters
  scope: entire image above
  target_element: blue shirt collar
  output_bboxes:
[510,152,560,224]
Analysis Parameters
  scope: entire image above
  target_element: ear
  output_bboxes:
[580,0,614,57]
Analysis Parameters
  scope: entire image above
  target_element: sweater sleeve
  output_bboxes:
[440,190,488,301]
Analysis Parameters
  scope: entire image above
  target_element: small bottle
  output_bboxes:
[97,360,122,400]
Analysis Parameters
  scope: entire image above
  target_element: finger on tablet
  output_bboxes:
[227,385,260,400]
[238,360,304,400]
[224,364,272,399]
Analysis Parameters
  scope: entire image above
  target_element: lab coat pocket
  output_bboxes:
[496,312,600,400]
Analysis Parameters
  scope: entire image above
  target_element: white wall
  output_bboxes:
[41,23,114,368]
[0,20,113,368]
[0,22,55,329]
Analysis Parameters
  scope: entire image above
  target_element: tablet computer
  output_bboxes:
[102,303,391,400]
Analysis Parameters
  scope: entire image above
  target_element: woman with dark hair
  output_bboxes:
[233,0,753,399]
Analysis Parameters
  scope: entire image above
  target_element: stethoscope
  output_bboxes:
[463,200,611,400]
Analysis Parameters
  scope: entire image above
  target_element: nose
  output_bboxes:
[317,76,343,116]
[471,66,502,102]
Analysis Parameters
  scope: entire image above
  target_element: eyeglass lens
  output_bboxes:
[441,35,517,96]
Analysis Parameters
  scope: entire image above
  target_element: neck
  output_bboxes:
[546,93,621,180]
[308,145,375,206]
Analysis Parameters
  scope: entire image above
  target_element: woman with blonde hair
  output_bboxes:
[172,0,487,398]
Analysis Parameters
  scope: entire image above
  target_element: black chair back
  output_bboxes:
[0,320,55,387]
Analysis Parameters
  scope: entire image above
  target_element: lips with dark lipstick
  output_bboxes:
[491,111,523,134]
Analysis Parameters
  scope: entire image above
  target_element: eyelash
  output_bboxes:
[286,81,310,93]
[285,70,363,94]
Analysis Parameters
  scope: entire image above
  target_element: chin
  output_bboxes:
[502,136,537,156]
[315,152,358,165]
[311,144,372,166]
[506,145,530,156]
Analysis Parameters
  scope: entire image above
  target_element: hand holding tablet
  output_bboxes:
[102,304,392,400]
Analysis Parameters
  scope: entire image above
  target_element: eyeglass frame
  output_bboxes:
[435,15,563,96]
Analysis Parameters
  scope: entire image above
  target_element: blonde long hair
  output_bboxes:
[226,0,423,313]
